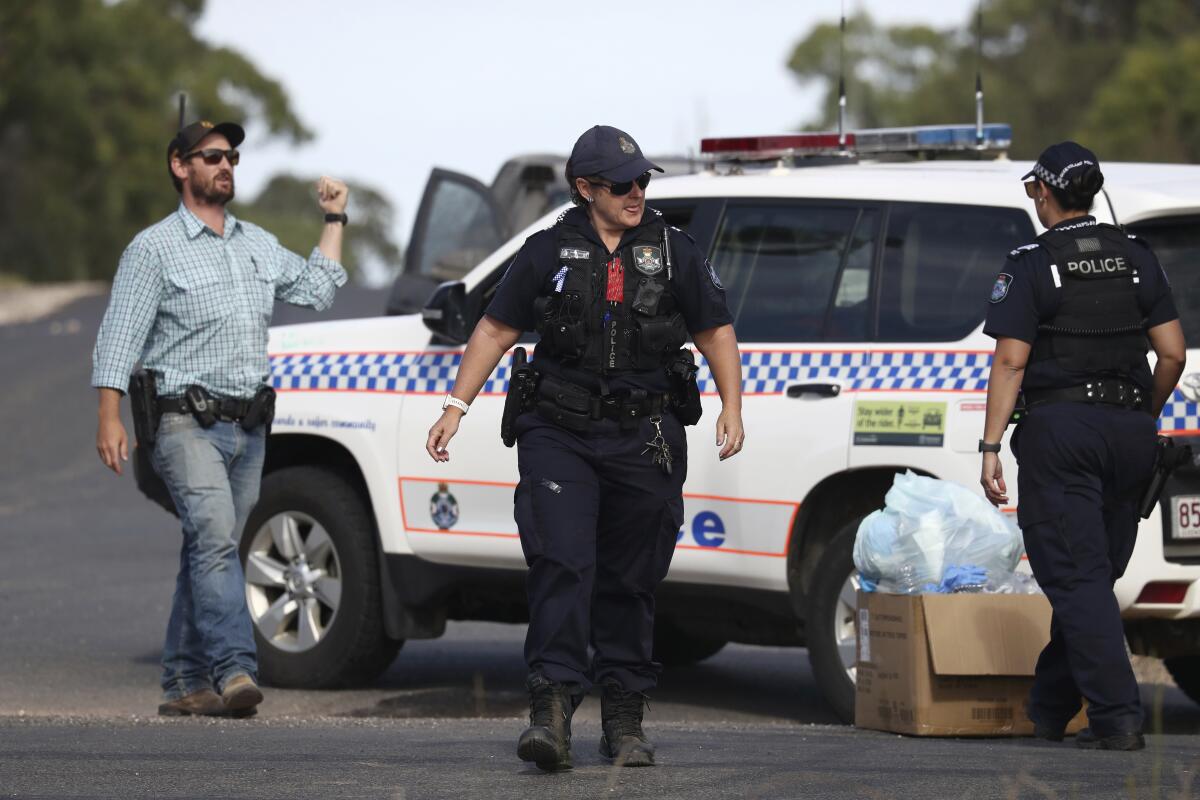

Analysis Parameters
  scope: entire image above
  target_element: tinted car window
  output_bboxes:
[1128,216,1200,345]
[416,179,504,280]
[710,204,873,342]
[877,203,1034,342]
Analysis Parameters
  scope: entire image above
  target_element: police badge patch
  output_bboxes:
[633,246,663,276]
[429,481,459,530]
[989,273,1013,304]
[704,258,725,290]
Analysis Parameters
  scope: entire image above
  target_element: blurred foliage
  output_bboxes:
[0,0,400,282]
[233,176,402,275]
[787,0,1200,161]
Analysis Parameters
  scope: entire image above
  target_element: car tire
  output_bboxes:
[652,619,727,666]
[240,465,402,688]
[1164,656,1200,706]
[805,516,862,724]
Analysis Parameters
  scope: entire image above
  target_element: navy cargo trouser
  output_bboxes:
[1012,401,1158,736]
[513,410,687,693]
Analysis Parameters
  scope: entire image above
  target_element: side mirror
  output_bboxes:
[422,281,471,344]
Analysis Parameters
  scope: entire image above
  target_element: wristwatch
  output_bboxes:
[442,394,469,415]
[978,439,1002,454]
[324,212,349,225]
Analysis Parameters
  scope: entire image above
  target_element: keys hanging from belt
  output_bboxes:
[641,415,673,475]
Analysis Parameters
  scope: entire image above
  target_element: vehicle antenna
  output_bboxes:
[837,1,848,152]
[177,92,186,130]
[974,2,984,149]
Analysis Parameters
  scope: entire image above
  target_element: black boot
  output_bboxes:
[1075,727,1146,751]
[599,679,655,767]
[517,674,577,772]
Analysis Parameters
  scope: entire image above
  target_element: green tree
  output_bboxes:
[786,0,1200,162]
[234,175,402,277]
[0,0,310,281]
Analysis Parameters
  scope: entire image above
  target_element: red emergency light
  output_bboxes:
[699,133,853,160]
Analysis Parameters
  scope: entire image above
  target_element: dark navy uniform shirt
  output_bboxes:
[486,205,733,393]
[983,215,1178,393]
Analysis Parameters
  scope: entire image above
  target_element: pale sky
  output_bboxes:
[197,0,978,281]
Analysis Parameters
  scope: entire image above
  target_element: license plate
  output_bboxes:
[1172,496,1200,540]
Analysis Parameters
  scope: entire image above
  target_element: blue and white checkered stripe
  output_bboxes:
[270,349,988,395]
[1161,390,1200,434]
[270,352,512,395]
[269,350,1196,432]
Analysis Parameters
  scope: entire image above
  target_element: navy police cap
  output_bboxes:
[1021,141,1100,189]
[568,125,663,184]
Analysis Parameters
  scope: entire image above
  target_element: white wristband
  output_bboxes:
[442,394,469,415]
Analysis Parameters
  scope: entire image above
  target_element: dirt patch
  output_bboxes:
[0,281,106,325]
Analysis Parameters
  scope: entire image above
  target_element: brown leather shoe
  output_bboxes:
[221,674,263,717]
[158,688,227,717]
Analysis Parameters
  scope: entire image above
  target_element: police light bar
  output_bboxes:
[700,124,1012,161]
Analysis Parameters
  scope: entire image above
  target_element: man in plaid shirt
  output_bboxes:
[92,118,349,717]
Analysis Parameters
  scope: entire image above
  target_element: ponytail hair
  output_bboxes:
[1046,163,1105,212]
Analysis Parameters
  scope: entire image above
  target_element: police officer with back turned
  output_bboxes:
[425,125,744,771]
[980,142,1186,751]
[93,116,350,717]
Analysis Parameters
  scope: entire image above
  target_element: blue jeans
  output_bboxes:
[151,412,264,700]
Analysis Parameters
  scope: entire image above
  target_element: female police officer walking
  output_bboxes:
[980,142,1186,751]
[425,125,744,771]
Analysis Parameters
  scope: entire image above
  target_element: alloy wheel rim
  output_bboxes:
[834,571,861,683]
[244,511,342,653]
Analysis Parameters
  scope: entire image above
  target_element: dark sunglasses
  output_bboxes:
[183,148,240,166]
[1023,179,1040,199]
[588,172,652,197]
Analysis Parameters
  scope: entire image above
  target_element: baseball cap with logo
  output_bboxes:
[567,125,663,183]
[1020,141,1101,189]
[166,119,246,166]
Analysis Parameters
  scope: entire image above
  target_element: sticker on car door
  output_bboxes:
[853,400,947,447]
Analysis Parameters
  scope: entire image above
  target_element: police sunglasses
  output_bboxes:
[588,172,652,197]
[183,148,240,167]
[1023,179,1041,199]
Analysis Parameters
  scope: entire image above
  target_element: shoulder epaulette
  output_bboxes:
[1125,231,1152,249]
[669,225,697,245]
[1007,242,1040,259]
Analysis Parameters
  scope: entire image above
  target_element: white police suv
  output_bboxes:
[245,125,1200,722]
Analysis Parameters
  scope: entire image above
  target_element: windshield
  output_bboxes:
[1128,216,1200,345]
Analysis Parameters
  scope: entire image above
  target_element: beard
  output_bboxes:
[194,170,235,205]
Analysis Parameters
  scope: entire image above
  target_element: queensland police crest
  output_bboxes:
[430,482,459,530]
[989,273,1013,304]
[633,246,663,276]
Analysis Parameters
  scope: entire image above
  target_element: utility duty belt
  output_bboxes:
[535,373,668,432]
[1023,378,1146,412]
[158,384,277,430]
[500,347,702,446]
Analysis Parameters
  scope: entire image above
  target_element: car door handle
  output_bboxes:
[786,383,842,399]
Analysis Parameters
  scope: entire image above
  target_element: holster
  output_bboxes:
[185,385,218,428]
[501,347,537,447]
[127,368,177,517]
[128,368,161,447]
[242,385,276,432]
[666,349,702,426]
[1139,436,1194,519]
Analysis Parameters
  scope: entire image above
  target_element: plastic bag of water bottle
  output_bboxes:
[853,471,1026,594]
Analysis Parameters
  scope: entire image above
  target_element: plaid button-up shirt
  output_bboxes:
[92,203,347,399]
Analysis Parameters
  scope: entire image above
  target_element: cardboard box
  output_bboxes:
[855,590,1086,736]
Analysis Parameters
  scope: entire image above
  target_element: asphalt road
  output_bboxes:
[3,287,1200,798]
